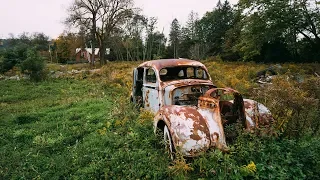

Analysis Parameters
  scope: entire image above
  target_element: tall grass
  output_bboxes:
[0,60,319,179]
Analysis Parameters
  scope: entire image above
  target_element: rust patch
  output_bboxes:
[190,130,202,141]
[162,106,211,142]
[138,59,208,72]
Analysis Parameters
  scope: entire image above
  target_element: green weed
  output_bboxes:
[0,61,319,179]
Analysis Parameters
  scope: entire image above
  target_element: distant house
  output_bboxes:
[75,48,100,62]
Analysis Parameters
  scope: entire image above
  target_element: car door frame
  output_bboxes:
[142,67,160,113]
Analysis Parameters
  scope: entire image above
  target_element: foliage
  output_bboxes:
[54,32,85,63]
[252,76,320,138]
[2,32,49,51]
[20,49,46,81]
[196,0,235,57]
[3,0,320,63]
[66,0,135,64]
[0,43,29,73]
[169,18,181,59]
[237,0,320,62]
[1,61,319,179]
[0,32,50,74]
[36,0,314,62]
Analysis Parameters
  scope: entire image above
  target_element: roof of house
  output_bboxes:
[76,48,100,55]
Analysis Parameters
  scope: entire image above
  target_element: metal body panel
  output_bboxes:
[243,99,274,129]
[132,68,139,103]
[143,87,160,112]
[155,106,211,156]
[132,59,274,157]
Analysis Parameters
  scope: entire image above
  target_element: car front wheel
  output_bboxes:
[164,125,174,159]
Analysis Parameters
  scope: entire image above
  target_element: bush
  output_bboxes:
[21,49,46,81]
[252,76,320,138]
[0,43,29,73]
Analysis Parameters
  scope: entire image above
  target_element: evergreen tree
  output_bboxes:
[169,18,181,59]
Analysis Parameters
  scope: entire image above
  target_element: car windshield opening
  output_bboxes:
[159,66,209,82]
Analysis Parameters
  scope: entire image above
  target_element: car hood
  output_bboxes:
[160,79,214,90]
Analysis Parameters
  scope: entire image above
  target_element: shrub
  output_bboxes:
[0,56,16,74]
[21,48,46,81]
[252,76,320,138]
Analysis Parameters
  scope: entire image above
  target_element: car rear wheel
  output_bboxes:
[164,125,174,160]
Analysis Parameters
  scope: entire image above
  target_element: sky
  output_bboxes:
[0,0,238,39]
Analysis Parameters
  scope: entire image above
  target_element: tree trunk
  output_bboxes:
[100,42,106,64]
[174,43,176,59]
[91,15,97,66]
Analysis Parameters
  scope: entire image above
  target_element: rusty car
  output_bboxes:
[131,59,273,157]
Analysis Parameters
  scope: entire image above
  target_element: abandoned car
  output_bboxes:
[131,59,273,157]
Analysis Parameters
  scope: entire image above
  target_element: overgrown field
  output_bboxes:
[1,61,319,179]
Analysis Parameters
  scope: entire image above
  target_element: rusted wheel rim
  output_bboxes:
[164,125,174,160]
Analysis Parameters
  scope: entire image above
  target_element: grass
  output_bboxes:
[0,60,319,179]
[0,79,169,179]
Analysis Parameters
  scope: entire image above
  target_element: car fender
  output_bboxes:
[243,99,274,129]
[154,105,226,156]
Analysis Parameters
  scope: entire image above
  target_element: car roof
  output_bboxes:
[137,59,207,71]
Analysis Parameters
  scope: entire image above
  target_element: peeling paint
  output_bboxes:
[132,59,274,157]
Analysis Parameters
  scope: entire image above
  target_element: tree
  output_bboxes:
[0,32,50,73]
[169,18,181,59]
[97,0,134,64]
[67,0,104,65]
[144,17,158,60]
[31,32,50,51]
[0,42,29,73]
[237,0,320,62]
[123,14,147,60]
[185,11,199,40]
[146,31,166,60]
[179,11,199,59]
[67,0,135,64]
[196,0,235,57]
[21,48,46,81]
[55,32,85,63]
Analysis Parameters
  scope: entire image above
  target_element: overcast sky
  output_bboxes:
[0,0,238,39]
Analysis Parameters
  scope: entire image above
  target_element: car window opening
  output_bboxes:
[160,66,209,82]
[146,68,156,83]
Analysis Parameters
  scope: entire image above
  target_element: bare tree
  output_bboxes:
[97,0,134,63]
[66,0,104,65]
[66,0,134,64]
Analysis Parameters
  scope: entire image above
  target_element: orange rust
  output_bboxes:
[190,130,202,141]
[162,106,211,140]
[198,97,219,109]
[204,88,239,98]
[135,59,274,157]
[138,59,208,72]
[177,107,210,139]
[162,80,214,90]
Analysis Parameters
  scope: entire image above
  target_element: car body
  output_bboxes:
[131,59,273,157]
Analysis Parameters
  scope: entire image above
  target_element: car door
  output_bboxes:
[142,67,160,113]
[132,68,143,106]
